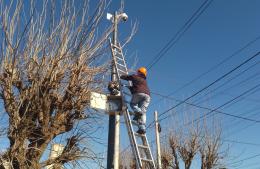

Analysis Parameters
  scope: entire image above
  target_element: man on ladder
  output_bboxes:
[120,67,150,134]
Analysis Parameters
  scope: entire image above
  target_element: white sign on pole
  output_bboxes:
[90,92,108,110]
[89,92,123,114]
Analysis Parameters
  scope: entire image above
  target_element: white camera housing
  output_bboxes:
[121,13,128,21]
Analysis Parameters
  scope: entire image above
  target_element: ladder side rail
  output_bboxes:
[141,136,156,168]
[121,92,143,168]
[119,41,156,168]
[116,53,144,168]
[123,109,143,168]
[109,39,143,168]
[116,44,155,168]
[110,39,129,101]
[110,42,131,88]
[109,40,129,115]
[109,39,129,108]
[117,42,132,87]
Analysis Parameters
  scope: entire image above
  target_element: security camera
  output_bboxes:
[121,13,128,21]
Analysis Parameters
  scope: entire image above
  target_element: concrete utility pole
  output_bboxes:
[107,11,128,169]
[155,111,162,169]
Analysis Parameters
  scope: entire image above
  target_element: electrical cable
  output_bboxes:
[151,66,260,107]
[150,90,260,124]
[223,139,260,147]
[147,79,260,129]
[224,116,260,139]
[220,103,260,135]
[148,78,260,142]
[194,61,260,105]
[182,83,260,126]
[124,52,260,152]
[157,51,260,120]
[228,153,260,166]
[149,36,260,107]
[146,0,214,70]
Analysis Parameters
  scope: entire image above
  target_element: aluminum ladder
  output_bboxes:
[109,39,156,169]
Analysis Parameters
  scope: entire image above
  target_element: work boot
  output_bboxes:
[137,128,146,135]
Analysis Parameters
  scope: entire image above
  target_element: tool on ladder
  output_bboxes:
[109,39,156,169]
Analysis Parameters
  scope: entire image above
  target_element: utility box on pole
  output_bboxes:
[89,92,108,111]
[89,92,123,114]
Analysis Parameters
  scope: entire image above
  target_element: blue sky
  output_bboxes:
[0,0,260,168]
[106,0,260,169]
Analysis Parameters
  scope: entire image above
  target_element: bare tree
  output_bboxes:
[178,124,201,169]
[0,0,113,168]
[168,125,200,169]
[119,149,136,169]
[161,145,174,169]
[169,134,180,169]
[164,112,227,169]
[200,125,226,169]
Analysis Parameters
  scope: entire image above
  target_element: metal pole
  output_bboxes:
[155,111,162,169]
[107,11,120,169]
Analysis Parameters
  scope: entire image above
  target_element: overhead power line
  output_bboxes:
[155,90,260,131]
[148,85,260,129]
[151,61,260,109]
[194,63,260,105]
[183,83,260,126]
[223,139,260,147]
[146,0,214,70]
[150,88,260,139]
[150,90,260,125]
[228,153,260,166]
[150,36,260,107]
[224,113,260,138]
[146,51,260,129]
[157,51,260,120]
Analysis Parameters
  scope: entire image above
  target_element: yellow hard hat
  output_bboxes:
[137,67,147,77]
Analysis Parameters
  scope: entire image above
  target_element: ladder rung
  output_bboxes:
[134,132,145,137]
[138,144,149,149]
[116,62,127,69]
[112,44,121,50]
[118,69,127,74]
[116,56,124,61]
[114,49,122,55]
[141,158,153,163]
